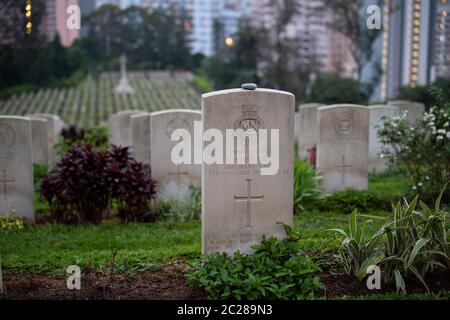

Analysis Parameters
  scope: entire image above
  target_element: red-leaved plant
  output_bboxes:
[41,145,156,224]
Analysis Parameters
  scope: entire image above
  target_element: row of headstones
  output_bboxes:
[110,100,425,202]
[295,101,425,192]
[0,89,425,256]
[108,109,201,200]
[107,87,295,255]
[0,114,65,222]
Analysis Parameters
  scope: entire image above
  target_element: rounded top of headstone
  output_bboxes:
[299,103,325,110]
[241,83,257,90]
[388,100,414,105]
[0,115,32,122]
[388,100,425,108]
[318,104,368,112]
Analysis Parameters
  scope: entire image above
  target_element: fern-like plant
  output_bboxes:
[331,186,450,294]
[293,160,322,212]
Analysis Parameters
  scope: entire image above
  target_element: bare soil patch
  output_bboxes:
[2,266,449,300]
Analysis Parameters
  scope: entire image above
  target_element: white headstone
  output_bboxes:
[388,100,425,124]
[0,116,35,221]
[28,113,64,164]
[317,105,369,192]
[131,112,151,163]
[150,109,201,200]
[29,117,49,165]
[368,105,400,173]
[108,110,145,147]
[202,87,295,255]
[297,103,325,159]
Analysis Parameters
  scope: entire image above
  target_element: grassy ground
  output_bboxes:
[0,174,404,275]
[0,211,390,275]
[2,174,448,300]
[368,171,413,197]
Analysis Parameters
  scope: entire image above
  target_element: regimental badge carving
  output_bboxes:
[0,123,16,150]
[166,117,191,138]
[335,111,353,135]
[234,105,264,131]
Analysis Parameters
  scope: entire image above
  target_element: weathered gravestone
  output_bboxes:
[108,110,145,147]
[388,100,425,124]
[369,105,400,173]
[298,103,325,159]
[28,113,65,164]
[316,105,369,192]
[131,112,151,164]
[0,116,35,221]
[151,109,201,200]
[29,117,49,165]
[202,87,295,255]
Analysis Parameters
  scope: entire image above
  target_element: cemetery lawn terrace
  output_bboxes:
[0,212,387,274]
[2,174,450,300]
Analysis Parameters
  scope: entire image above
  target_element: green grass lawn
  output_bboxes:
[2,173,448,300]
[368,171,412,196]
[1,174,402,275]
[0,220,201,275]
[0,211,390,275]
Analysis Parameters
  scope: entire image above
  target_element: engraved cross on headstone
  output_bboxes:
[169,166,189,185]
[335,155,352,186]
[0,169,15,199]
[234,179,264,229]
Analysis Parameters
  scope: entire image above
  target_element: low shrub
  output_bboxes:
[331,186,450,293]
[40,145,156,224]
[55,124,109,155]
[378,87,450,202]
[40,145,110,224]
[105,146,157,222]
[0,209,25,230]
[293,160,322,212]
[188,224,324,300]
[307,189,397,213]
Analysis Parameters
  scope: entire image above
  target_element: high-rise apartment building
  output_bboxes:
[96,0,143,8]
[248,0,356,76]
[191,0,250,56]
[79,0,97,15]
[377,0,450,101]
[140,0,354,76]
[43,0,80,47]
[432,0,450,79]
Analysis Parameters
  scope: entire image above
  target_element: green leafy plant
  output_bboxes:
[188,224,324,300]
[309,189,396,213]
[0,209,25,230]
[330,210,385,280]
[55,125,109,155]
[293,160,322,212]
[304,73,368,105]
[331,186,450,293]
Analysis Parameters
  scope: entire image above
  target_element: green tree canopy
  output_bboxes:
[304,73,368,105]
